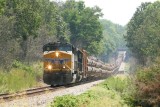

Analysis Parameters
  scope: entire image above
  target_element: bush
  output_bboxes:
[0,61,43,93]
[99,76,129,93]
[12,60,33,72]
[51,95,79,107]
[0,68,37,93]
[131,58,160,106]
[50,76,130,107]
[135,68,160,106]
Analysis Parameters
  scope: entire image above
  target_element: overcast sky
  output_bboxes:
[53,0,158,26]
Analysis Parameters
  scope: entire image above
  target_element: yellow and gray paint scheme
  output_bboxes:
[43,42,80,85]
[43,51,73,73]
[42,42,121,86]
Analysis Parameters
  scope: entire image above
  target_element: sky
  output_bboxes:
[53,0,158,26]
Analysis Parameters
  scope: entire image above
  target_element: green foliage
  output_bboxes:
[125,1,160,64]
[12,60,33,72]
[100,19,126,51]
[0,15,20,70]
[50,76,130,107]
[51,95,79,107]
[5,0,41,40]
[99,19,126,62]
[86,41,105,55]
[0,16,15,42]
[0,72,7,93]
[0,69,35,93]
[39,0,69,42]
[3,0,42,59]
[99,77,129,93]
[0,0,6,14]
[0,0,70,62]
[0,61,43,93]
[61,0,103,55]
[123,57,160,107]
[1,0,105,61]
[0,0,125,66]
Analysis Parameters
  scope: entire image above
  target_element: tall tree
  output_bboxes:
[99,19,126,62]
[4,0,41,59]
[124,2,160,64]
[61,0,103,55]
[38,0,69,42]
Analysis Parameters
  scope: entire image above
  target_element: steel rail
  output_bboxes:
[0,86,65,101]
[0,62,122,102]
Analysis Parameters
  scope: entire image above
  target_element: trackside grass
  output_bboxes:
[50,75,132,107]
[0,61,43,93]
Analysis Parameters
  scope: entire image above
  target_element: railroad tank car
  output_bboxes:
[43,42,120,86]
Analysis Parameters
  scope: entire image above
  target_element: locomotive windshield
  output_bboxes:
[43,43,72,52]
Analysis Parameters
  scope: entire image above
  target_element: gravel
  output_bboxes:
[0,80,104,107]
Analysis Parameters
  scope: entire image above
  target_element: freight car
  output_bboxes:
[43,42,117,86]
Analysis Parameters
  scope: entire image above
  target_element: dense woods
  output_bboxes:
[1,0,160,106]
[0,0,98,69]
[125,1,160,65]
[0,0,125,70]
[125,1,160,106]
[0,0,126,95]
[100,19,126,61]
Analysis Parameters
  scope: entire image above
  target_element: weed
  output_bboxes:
[134,62,160,106]
[51,95,79,107]
[50,76,130,107]
[99,76,129,93]
[0,61,43,93]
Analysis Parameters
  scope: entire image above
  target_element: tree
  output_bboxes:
[4,0,41,60]
[39,0,69,42]
[125,2,160,64]
[99,19,126,62]
[0,16,18,69]
[61,0,103,55]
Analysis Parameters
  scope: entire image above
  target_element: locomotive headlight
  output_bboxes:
[55,52,59,57]
[47,65,52,70]
[63,65,65,69]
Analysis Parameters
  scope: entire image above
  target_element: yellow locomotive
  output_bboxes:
[43,42,121,86]
[43,42,87,86]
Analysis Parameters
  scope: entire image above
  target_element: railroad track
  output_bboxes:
[0,64,121,103]
[111,66,121,75]
[0,77,105,102]
[0,85,65,102]
[0,79,99,102]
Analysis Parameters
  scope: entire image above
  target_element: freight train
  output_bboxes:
[43,42,121,86]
